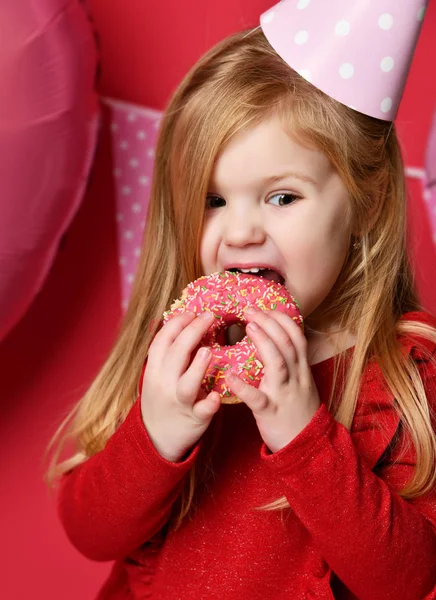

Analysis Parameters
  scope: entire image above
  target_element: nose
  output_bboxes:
[222,207,266,247]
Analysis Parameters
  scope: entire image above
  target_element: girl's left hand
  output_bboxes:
[225,307,321,454]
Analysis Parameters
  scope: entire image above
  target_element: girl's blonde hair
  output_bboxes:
[45,27,436,533]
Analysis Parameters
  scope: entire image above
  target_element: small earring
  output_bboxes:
[352,238,362,250]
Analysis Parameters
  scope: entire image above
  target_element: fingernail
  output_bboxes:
[200,348,211,360]
[246,307,257,315]
[200,310,213,319]
[247,321,259,331]
[227,371,237,380]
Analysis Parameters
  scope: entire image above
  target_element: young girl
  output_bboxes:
[46,13,436,600]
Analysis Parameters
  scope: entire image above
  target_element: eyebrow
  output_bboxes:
[261,172,316,186]
[210,171,317,190]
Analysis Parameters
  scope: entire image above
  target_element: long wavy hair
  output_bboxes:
[45,27,436,534]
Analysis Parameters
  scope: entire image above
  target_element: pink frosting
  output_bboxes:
[163,271,303,403]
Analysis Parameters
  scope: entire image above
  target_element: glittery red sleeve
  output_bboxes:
[260,333,436,600]
[57,383,204,562]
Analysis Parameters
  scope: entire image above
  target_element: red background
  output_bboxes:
[0,1,435,598]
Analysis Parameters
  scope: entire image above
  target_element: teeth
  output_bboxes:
[239,267,266,273]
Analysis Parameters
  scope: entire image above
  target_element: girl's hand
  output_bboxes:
[140,310,220,463]
[225,307,321,454]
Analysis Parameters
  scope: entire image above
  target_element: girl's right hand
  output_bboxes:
[140,310,220,463]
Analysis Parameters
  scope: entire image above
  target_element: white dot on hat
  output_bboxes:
[378,14,393,30]
[381,97,392,113]
[417,6,426,21]
[261,10,275,24]
[294,30,309,45]
[298,69,312,82]
[297,0,311,9]
[381,57,394,72]
[335,20,350,36]
[339,63,354,79]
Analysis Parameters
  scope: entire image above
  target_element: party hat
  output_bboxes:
[260,0,429,121]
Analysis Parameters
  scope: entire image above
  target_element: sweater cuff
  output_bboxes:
[123,397,205,472]
[259,402,336,473]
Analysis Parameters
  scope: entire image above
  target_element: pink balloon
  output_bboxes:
[0,0,99,343]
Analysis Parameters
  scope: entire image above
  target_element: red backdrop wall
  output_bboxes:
[0,1,434,598]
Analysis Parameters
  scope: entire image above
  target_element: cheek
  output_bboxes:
[282,222,350,311]
[199,221,217,268]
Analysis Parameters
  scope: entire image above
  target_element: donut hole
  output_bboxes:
[223,321,247,346]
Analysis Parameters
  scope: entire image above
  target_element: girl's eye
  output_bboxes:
[205,195,225,210]
[268,193,300,207]
[205,193,300,210]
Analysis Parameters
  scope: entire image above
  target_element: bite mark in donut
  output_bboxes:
[163,271,303,404]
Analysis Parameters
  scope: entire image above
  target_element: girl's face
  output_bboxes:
[200,115,353,332]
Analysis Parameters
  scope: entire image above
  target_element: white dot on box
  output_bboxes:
[378,14,393,30]
[298,69,312,82]
[297,0,311,9]
[129,158,139,168]
[127,113,137,122]
[134,247,141,257]
[120,141,129,150]
[111,123,119,132]
[126,274,135,284]
[122,186,132,196]
[119,256,127,266]
[335,20,350,36]
[147,148,155,158]
[139,175,149,186]
[423,189,432,202]
[137,130,147,140]
[261,10,275,24]
[339,63,354,79]
[124,230,134,240]
[132,203,142,213]
[294,30,309,45]
[381,57,394,72]
[116,213,124,222]
[113,168,122,177]
[381,97,392,113]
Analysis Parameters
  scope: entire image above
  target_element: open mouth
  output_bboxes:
[228,268,285,286]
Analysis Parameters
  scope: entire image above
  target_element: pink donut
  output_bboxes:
[163,270,303,404]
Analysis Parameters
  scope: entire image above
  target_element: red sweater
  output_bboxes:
[58,311,436,599]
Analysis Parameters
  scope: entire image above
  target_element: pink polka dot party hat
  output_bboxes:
[260,0,429,121]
